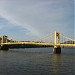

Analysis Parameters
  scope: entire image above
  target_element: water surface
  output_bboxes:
[0,47,75,75]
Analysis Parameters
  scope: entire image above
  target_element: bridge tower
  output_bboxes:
[0,35,9,50]
[53,31,61,53]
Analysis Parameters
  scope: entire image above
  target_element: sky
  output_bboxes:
[0,0,74,41]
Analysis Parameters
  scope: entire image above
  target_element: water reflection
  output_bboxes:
[52,54,61,75]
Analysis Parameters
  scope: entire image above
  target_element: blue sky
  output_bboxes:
[0,0,74,41]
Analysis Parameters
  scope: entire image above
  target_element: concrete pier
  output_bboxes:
[0,45,9,50]
[53,47,61,54]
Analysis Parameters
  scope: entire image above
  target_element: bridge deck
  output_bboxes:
[55,44,75,47]
[0,42,75,47]
[0,42,53,46]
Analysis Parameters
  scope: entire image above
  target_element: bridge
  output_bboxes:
[0,31,75,53]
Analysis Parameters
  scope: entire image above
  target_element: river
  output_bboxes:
[0,47,75,75]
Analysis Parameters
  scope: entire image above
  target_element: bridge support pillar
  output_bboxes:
[53,31,61,53]
[53,46,61,54]
[0,45,9,51]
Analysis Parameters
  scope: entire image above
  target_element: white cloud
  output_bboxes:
[0,25,4,29]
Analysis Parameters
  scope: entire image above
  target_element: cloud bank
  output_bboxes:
[0,0,74,40]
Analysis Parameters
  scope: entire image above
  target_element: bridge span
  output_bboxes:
[0,32,75,53]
